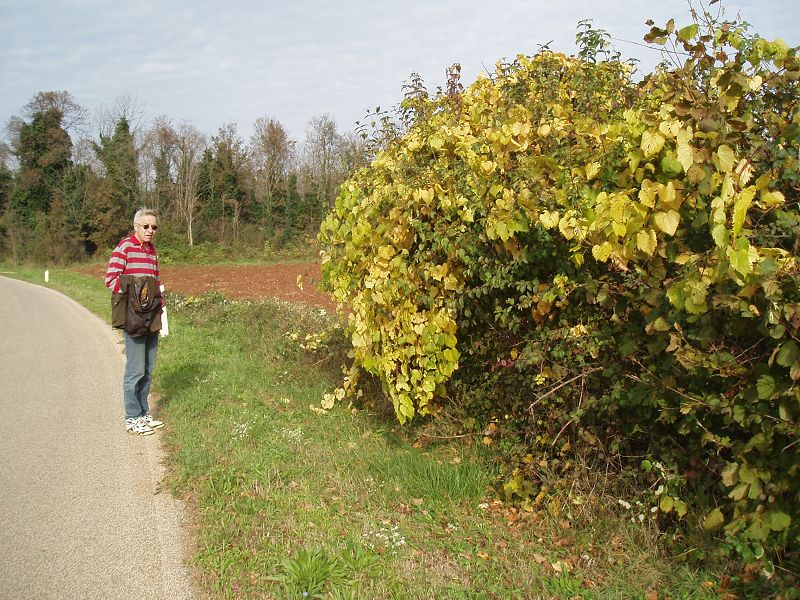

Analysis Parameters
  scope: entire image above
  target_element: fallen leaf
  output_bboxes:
[551,560,570,573]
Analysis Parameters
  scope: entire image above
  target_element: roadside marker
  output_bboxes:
[160,284,170,337]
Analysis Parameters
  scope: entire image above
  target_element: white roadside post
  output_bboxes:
[160,284,170,337]
[44,269,49,283]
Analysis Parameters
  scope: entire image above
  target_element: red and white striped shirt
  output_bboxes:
[105,234,160,293]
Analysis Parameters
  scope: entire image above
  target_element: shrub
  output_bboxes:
[319,9,799,569]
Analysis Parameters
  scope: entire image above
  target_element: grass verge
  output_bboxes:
[2,264,749,598]
[153,291,739,599]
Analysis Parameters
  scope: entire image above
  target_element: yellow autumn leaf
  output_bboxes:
[443,274,460,291]
[539,210,559,229]
[676,133,694,172]
[641,131,666,158]
[658,181,678,209]
[637,228,657,255]
[638,179,657,208]
[377,245,395,261]
[658,119,681,138]
[653,210,680,236]
[760,190,785,208]
[585,161,601,181]
[714,145,736,173]
[430,264,448,281]
[592,242,613,262]
[321,393,336,410]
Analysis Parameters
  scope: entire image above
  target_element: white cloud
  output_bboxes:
[1,0,796,143]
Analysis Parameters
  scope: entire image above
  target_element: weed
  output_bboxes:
[269,548,352,598]
[543,571,590,599]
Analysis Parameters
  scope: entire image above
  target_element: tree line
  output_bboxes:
[0,91,369,263]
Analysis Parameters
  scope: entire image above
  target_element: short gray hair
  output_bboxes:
[133,207,158,224]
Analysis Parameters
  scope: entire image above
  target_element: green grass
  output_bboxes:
[4,263,752,598]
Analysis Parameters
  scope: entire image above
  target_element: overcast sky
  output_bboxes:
[1,0,796,144]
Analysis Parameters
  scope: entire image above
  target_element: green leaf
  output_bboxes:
[703,508,725,531]
[756,375,775,399]
[747,479,763,500]
[765,510,791,532]
[660,495,674,513]
[746,517,769,541]
[666,284,685,310]
[711,223,728,248]
[777,340,799,368]
[732,187,756,235]
[726,246,752,276]
[653,210,680,236]
[677,24,699,42]
[738,463,758,485]
[661,153,682,176]
[728,482,749,501]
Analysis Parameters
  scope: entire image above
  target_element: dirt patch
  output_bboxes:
[80,263,339,312]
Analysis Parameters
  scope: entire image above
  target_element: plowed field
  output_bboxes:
[80,263,338,312]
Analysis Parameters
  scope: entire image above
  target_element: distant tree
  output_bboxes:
[336,131,369,178]
[304,114,340,216]
[250,117,294,236]
[172,123,206,246]
[22,90,88,136]
[97,95,145,140]
[93,117,140,218]
[141,116,178,217]
[0,157,12,214]
[208,123,249,242]
[10,107,73,220]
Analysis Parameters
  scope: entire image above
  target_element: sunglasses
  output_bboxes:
[138,224,158,231]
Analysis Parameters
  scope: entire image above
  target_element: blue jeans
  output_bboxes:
[123,331,159,420]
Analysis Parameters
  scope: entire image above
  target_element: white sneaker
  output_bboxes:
[126,417,154,436]
[142,414,164,429]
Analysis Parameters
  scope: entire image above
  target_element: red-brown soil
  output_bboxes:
[80,263,339,312]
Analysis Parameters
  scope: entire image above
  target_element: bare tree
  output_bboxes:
[140,116,178,216]
[304,114,341,220]
[250,117,294,232]
[96,94,146,140]
[23,90,88,135]
[173,123,206,245]
[336,131,369,177]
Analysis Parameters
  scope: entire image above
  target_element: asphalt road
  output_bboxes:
[0,276,195,600]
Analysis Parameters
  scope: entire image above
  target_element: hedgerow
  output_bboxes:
[319,8,799,573]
